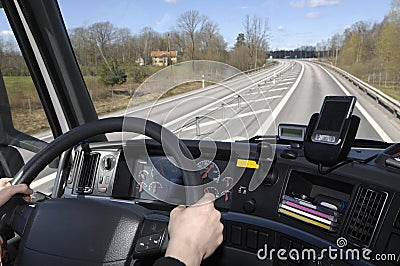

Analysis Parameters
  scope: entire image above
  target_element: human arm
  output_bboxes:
[156,193,223,266]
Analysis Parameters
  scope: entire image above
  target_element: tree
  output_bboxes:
[243,15,270,69]
[100,60,127,87]
[235,33,245,48]
[137,27,161,65]
[88,22,118,69]
[177,10,207,61]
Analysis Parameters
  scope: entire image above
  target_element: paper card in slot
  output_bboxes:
[280,203,333,225]
[282,200,337,222]
[283,195,340,217]
[278,208,334,231]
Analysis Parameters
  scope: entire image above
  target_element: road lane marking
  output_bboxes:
[178,109,271,132]
[255,62,305,136]
[320,66,393,143]
[268,87,289,93]
[124,63,287,116]
[164,64,292,129]
[37,63,288,142]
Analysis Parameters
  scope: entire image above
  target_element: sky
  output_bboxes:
[0,0,393,50]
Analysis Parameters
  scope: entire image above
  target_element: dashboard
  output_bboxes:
[64,139,400,265]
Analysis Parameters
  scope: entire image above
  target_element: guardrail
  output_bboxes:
[317,61,400,119]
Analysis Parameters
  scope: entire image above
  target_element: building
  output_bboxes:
[135,57,145,66]
[151,50,178,67]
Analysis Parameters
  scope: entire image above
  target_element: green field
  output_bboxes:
[2,75,207,134]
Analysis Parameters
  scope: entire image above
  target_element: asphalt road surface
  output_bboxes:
[27,60,400,193]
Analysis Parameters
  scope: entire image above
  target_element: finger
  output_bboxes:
[7,184,33,197]
[0,178,12,186]
[194,193,215,206]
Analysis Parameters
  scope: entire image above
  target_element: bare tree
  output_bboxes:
[243,15,270,69]
[88,22,118,69]
[177,10,207,61]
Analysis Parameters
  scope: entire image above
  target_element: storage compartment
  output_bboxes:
[285,170,353,203]
[278,170,354,232]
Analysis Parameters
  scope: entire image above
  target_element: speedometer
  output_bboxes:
[197,160,220,183]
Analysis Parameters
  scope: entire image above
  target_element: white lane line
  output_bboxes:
[164,64,292,129]
[268,87,289,93]
[35,64,286,141]
[124,63,287,116]
[320,66,393,143]
[206,96,282,111]
[275,81,295,86]
[179,109,271,132]
[255,62,305,135]
[123,63,293,140]
[31,172,56,189]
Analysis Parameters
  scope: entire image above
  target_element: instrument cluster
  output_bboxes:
[132,155,234,207]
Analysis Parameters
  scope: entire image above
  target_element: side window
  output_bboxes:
[0,15,50,135]
[0,9,52,193]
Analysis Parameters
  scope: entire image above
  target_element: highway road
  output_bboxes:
[28,60,400,193]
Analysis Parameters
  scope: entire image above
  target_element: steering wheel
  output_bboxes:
[0,117,203,265]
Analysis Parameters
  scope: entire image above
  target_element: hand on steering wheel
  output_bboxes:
[165,193,223,266]
[0,178,32,207]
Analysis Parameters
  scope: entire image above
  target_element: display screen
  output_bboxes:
[316,100,351,133]
[281,127,304,140]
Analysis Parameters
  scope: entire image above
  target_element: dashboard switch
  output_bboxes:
[246,229,258,249]
[243,199,256,213]
[135,233,162,253]
[231,225,242,245]
[257,232,269,249]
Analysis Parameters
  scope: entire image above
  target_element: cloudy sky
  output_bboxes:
[1,0,393,50]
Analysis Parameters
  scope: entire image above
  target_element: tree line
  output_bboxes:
[0,10,270,86]
[315,0,400,86]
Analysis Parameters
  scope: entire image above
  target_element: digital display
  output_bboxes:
[278,124,307,142]
[282,127,303,139]
[316,101,351,133]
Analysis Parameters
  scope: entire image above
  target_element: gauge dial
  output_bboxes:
[138,170,149,180]
[221,190,231,202]
[204,187,219,197]
[148,181,163,194]
[136,182,147,193]
[222,176,233,188]
[197,160,220,182]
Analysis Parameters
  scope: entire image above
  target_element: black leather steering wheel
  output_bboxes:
[0,117,203,265]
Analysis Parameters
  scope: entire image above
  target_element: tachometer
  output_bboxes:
[197,160,220,182]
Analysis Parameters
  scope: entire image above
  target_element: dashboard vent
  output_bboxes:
[76,152,100,194]
[344,187,387,246]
